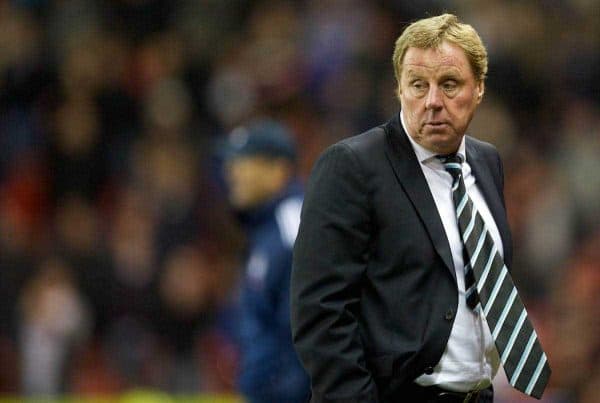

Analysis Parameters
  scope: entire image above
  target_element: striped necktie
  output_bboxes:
[438,154,551,399]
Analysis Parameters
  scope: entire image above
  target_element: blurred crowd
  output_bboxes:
[0,0,598,401]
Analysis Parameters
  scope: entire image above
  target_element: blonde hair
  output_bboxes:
[393,14,488,86]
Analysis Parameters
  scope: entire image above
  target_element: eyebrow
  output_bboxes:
[404,68,463,80]
[404,69,424,78]
[440,72,461,80]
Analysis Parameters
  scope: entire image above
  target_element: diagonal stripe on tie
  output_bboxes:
[438,154,551,399]
[462,247,479,309]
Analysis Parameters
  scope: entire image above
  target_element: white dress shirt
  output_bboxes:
[399,111,502,392]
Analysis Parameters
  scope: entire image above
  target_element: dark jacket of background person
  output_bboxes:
[236,180,310,403]
[291,114,512,402]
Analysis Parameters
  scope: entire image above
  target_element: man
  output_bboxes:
[223,119,310,403]
[291,14,550,403]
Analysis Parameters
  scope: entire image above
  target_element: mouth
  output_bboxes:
[424,121,448,127]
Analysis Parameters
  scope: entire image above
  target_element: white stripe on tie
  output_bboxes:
[501,309,528,364]
[492,288,518,339]
[525,354,547,395]
[463,212,478,241]
[510,331,538,385]
[469,231,487,269]
[483,266,508,317]
[465,285,478,301]
[476,245,497,292]
[456,192,469,217]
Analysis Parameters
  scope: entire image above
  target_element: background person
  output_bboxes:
[222,120,310,403]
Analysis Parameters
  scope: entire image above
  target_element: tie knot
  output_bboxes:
[437,153,463,181]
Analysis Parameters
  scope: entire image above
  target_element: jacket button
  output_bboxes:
[424,366,434,375]
[445,309,454,321]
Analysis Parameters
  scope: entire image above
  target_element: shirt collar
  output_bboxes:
[400,110,466,164]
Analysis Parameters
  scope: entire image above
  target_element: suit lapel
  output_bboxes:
[383,114,456,279]
[465,138,512,266]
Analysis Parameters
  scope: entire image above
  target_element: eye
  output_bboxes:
[410,80,427,94]
[442,80,458,92]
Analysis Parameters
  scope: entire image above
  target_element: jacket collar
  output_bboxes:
[383,112,512,276]
[464,141,512,266]
[383,112,457,277]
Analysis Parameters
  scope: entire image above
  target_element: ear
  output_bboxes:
[476,81,485,104]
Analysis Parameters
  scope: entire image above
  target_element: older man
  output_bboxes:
[291,14,550,403]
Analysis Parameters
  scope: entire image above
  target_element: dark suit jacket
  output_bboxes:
[290,113,512,403]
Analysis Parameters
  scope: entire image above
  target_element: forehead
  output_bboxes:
[402,41,473,78]
[227,154,273,168]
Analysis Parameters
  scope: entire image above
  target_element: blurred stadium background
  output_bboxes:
[0,0,598,401]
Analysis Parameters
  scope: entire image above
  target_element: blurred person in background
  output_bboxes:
[221,119,310,403]
[18,256,91,395]
[100,186,165,390]
[155,243,219,392]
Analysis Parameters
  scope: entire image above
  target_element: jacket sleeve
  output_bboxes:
[291,143,378,403]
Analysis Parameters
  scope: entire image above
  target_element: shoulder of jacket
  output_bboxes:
[338,124,387,153]
[316,125,387,167]
[466,135,500,157]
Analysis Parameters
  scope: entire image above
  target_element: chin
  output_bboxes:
[427,131,461,146]
[228,195,246,209]
[429,139,461,154]
[231,195,260,211]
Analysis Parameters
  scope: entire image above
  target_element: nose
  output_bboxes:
[425,86,443,110]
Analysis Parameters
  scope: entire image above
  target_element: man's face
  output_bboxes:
[225,155,289,210]
[399,41,484,155]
